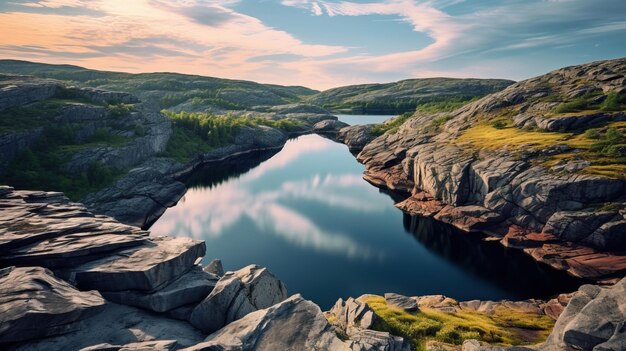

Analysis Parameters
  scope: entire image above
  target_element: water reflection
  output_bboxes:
[151,134,585,308]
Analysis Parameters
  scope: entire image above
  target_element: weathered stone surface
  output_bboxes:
[68,236,206,292]
[183,295,355,351]
[329,297,379,331]
[347,58,626,281]
[326,296,411,351]
[336,124,376,152]
[80,340,178,351]
[313,119,349,133]
[385,293,419,312]
[13,302,204,351]
[189,264,288,333]
[0,79,57,111]
[102,265,219,313]
[0,266,106,344]
[540,278,626,351]
[204,259,224,277]
[415,295,460,313]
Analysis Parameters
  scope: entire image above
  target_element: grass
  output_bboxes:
[553,92,601,114]
[455,124,571,151]
[362,296,554,351]
[371,112,414,135]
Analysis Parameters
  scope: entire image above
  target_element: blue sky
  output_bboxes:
[0,0,625,89]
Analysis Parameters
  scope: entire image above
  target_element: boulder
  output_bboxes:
[313,119,349,132]
[204,259,224,277]
[13,302,204,351]
[329,297,379,331]
[384,293,419,312]
[540,278,626,351]
[336,124,376,152]
[189,264,288,333]
[67,236,206,292]
[182,295,350,351]
[102,265,219,313]
[0,266,106,344]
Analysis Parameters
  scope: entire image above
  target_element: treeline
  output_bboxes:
[163,111,302,162]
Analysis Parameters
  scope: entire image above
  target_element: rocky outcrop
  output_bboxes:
[337,124,377,152]
[0,266,106,344]
[539,277,626,351]
[385,292,419,312]
[189,264,288,333]
[327,297,411,351]
[350,57,626,281]
[0,78,58,111]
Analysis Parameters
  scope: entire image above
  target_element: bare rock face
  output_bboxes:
[326,297,412,351]
[384,293,419,312]
[313,119,349,133]
[80,340,178,351]
[0,79,57,111]
[101,265,219,313]
[68,236,206,292]
[540,277,626,351]
[204,259,225,277]
[183,295,352,351]
[189,264,288,333]
[13,303,205,351]
[336,124,377,152]
[348,57,626,281]
[0,266,106,344]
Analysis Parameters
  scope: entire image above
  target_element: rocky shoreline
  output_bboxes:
[336,58,626,284]
[0,186,624,350]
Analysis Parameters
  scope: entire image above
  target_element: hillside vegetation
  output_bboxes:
[0,60,318,112]
[308,78,514,114]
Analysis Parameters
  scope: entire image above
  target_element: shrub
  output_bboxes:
[107,103,135,117]
[371,112,414,135]
[601,91,626,112]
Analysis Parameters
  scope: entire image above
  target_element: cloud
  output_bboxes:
[0,0,625,89]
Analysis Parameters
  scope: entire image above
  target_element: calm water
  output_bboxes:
[335,114,396,125]
[150,134,583,309]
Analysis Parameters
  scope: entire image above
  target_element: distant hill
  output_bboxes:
[308,78,515,114]
[0,60,318,112]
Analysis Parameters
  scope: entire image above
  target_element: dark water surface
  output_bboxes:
[150,134,583,309]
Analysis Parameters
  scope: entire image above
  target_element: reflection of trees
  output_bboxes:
[403,214,587,299]
[184,148,280,190]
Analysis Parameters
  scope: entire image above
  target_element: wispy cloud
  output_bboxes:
[0,0,625,89]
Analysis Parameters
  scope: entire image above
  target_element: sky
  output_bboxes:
[0,0,625,90]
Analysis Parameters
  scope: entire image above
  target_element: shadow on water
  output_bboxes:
[157,135,589,306]
[183,148,280,190]
[403,214,587,299]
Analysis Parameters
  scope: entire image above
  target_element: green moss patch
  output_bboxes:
[362,296,554,351]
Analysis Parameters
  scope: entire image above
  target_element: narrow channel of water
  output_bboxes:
[150,134,584,309]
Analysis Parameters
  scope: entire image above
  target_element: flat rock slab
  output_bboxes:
[0,232,147,268]
[384,293,419,312]
[68,236,206,292]
[12,303,204,351]
[102,265,219,313]
[80,340,178,351]
[0,266,106,344]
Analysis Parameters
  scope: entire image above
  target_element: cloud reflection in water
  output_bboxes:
[151,135,385,259]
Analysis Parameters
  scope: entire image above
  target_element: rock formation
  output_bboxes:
[342,58,626,281]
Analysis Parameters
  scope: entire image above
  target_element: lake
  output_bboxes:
[150,133,583,309]
[335,114,396,125]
